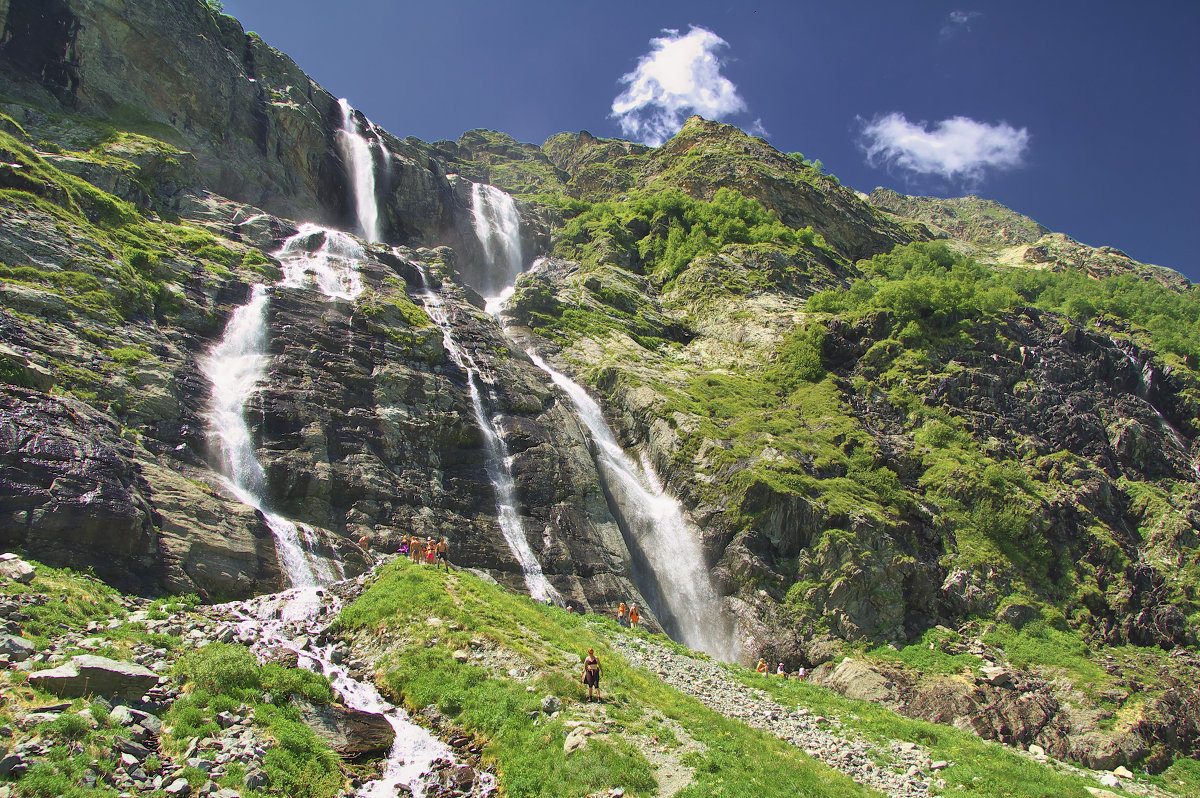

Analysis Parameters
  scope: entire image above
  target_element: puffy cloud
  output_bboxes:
[859,112,1030,184]
[940,10,981,40]
[611,26,747,146]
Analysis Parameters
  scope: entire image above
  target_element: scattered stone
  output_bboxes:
[163,777,191,796]
[1112,765,1134,779]
[27,655,159,700]
[452,649,469,662]
[293,699,395,755]
[1028,744,1045,758]
[540,695,562,714]
[0,554,35,585]
[1098,774,1120,788]
[564,726,593,754]
[0,635,34,662]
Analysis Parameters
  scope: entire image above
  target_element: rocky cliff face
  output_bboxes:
[1,0,1198,773]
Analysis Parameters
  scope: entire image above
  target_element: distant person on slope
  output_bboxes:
[436,537,450,571]
[776,662,788,678]
[582,648,602,702]
[629,604,639,627]
[617,602,627,628]
[411,536,424,564]
[425,537,436,565]
[756,658,768,674]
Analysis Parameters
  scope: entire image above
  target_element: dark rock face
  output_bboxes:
[0,391,157,590]
[294,699,395,756]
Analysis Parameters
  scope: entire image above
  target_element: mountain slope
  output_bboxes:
[0,0,1197,781]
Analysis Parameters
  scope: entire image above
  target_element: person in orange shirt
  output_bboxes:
[629,604,639,627]
[617,602,627,628]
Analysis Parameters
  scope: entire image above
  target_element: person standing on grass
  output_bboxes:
[411,536,424,564]
[617,602,627,628]
[582,648,602,702]
[436,537,450,571]
[629,604,639,628]
[425,537,436,565]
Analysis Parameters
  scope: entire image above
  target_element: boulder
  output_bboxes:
[819,659,896,703]
[0,555,34,585]
[0,635,34,662]
[293,699,395,756]
[540,694,562,714]
[26,655,159,700]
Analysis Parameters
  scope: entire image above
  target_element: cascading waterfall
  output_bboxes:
[412,266,557,603]
[526,351,738,661]
[204,225,488,795]
[201,285,329,588]
[277,222,366,300]
[338,98,381,243]
[229,585,493,798]
[470,183,524,297]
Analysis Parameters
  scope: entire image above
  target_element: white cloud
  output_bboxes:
[859,112,1030,184]
[940,9,981,40]
[611,26,747,146]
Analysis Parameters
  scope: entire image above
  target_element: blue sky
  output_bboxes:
[221,1,1199,280]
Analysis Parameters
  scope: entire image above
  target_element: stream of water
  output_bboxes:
[525,352,737,661]
[337,98,381,244]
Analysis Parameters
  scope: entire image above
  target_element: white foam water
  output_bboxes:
[526,350,738,661]
[338,98,381,243]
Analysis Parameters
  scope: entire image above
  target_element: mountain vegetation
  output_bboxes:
[0,0,1196,794]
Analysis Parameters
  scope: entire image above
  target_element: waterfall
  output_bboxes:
[526,351,737,661]
[412,267,557,603]
[200,285,328,588]
[470,183,524,297]
[277,223,365,301]
[337,98,381,243]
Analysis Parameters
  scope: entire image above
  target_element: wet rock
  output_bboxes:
[27,655,159,700]
[293,699,395,756]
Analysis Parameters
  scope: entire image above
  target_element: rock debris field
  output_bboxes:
[608,635,939,798]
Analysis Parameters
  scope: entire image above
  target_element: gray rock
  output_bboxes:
[27,655,159,700]
[164,777,191,796]
[540,694,562,714]
[109,705,137,726]
[0,635,34,662]
[0,555,34,585]
[293,699,394,755]
[242,767,268,789]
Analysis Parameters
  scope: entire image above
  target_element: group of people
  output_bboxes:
[756,658,806,680]
[615,601,640,628]
[398,535,450,571]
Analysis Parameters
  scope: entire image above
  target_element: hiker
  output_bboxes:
[756,658,768,674]
[436,537,450,571]
[617,602,628,628]
[582,647,602,702]
[776,662,788,678]
[796,665,806,681]
[628,604,639,627]
[398,537,409,557]
[358,533,371,551]
[425,537,436,566]
[410,536,424,564]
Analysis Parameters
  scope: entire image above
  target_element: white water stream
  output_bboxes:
[471,183,524,297]
[525,352,737,661]
[202,189,489,792]
[338,99,381,243]
[412,266,557,602]
[228,584,493,798]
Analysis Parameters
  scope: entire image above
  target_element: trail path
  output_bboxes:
[608,635,939,798]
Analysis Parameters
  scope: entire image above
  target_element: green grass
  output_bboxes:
[167,643,341,798]
[337,561,880,798]
[736,668,1136,798]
